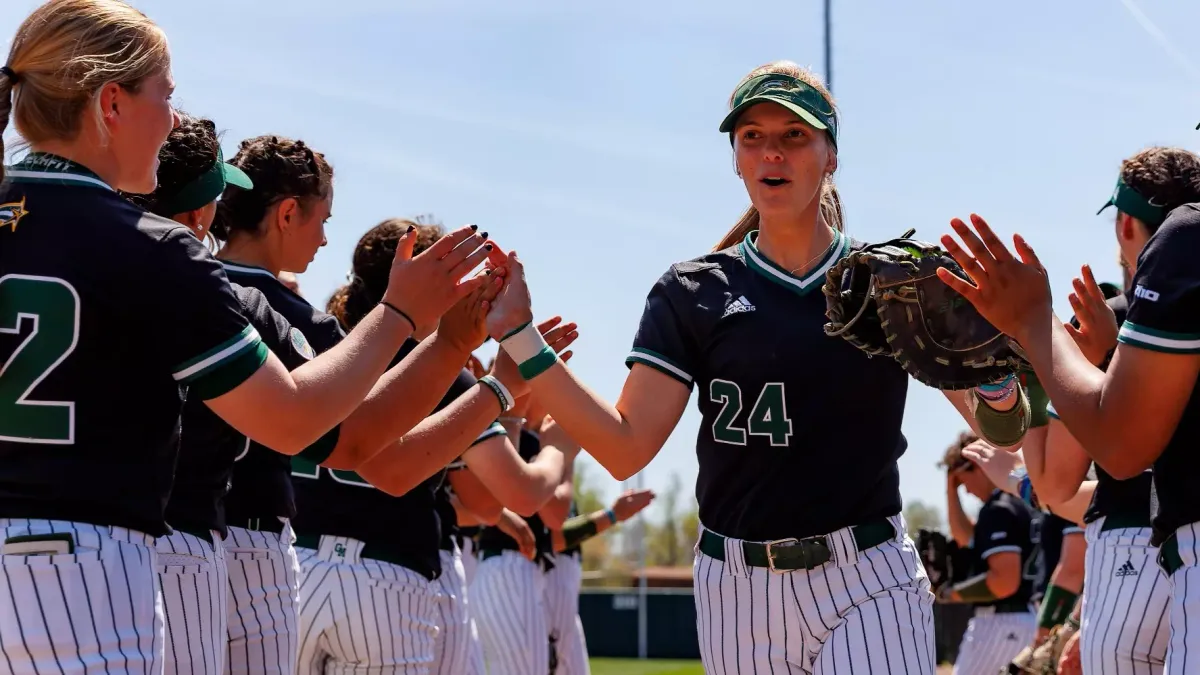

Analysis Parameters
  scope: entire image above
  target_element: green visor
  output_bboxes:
[155,146,253,216]
[1097,175,1166,228]
[719,73,838,148]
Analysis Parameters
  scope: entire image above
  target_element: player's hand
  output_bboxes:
[1057,628,1082,675]
[485,250,535,341]
[383,225,505,329]
[466,354,487,379]
[611,489,656,522]
[496,508,537,561]
[1064,265,1119,366]
[961,440,1022,494]
[491,316,579,397]
[538,416,582,460]
[937,214,1054,346]
[436,274,504,354]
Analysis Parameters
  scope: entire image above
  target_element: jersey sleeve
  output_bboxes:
[1118,207,1200,354]
[625,266,700,388]
[973,501,1026,560]
[145,227,268,400]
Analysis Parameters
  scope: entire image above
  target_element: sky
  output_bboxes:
[5,0,1200,525]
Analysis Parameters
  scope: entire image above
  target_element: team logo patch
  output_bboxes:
[333,543,347,558]
[0,197,29,232]
[290,327,315,360]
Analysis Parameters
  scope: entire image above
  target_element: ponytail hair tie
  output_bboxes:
[1,66,18,84]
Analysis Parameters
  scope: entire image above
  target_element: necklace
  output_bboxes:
[785,230,836,275]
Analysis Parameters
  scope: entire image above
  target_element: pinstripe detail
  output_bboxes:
[951,613,1035,675]
[0,519,162,674]
[432,548,484,675]
[224,523,300,675]
[157,529,227,675]
[296,537,439,672]
[472,551,548,675]
[543,553,589,674]
[693,519,934,673]
[1160,521,1200,675]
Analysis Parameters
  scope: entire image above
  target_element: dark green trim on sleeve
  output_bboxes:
[470,421,507,448]
[188,340,269,400]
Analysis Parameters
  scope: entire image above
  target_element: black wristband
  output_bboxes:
[380,301,416,331]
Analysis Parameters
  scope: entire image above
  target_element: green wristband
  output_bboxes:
[517,346,558,380]
[561,515,599,550]
[1023,372,1050,429]
[1037,584,1079,629]
[972,383,1031,447]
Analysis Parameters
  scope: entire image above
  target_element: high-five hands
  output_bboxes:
[937,214,1053,345]
[1064,265,1119,366]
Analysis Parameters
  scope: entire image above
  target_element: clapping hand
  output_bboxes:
[1064,265,1119,366]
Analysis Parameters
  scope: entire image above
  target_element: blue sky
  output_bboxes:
[5,0,1200,522]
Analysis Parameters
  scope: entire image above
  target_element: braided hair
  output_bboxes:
[123,112,219,217]
[211,134,333,241]
[327,216,445,330]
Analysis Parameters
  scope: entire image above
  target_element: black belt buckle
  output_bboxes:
[766,536,831,573]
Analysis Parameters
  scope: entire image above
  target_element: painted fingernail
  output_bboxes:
[480,231,488,239]
[469,224,478,231]
[485,244,494,251]
[407,225,415,233]
[484,269,492,275]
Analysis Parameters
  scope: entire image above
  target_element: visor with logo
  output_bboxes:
[719,73,838,148]
[155,146,254,217]
[1097,175,1166,228]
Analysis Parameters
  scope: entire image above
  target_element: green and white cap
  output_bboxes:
[719,72,838,148]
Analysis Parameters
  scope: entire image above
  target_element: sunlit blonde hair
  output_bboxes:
[0,0,170,181]
[714,60,842,252]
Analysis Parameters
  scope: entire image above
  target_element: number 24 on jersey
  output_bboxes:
[709,379,793,447]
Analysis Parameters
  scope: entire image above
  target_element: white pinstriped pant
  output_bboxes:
[694,514,935,675]
[223,522,300,675]
[1161,522,1200,674]
[472,550,549,675]
[1080,519,1168,674]
[544,553,589,675]
[0,519,164,675]
[430,545,485,675]
[295,537,440,674]
[157,529,227,675]
[951,610,1036,675]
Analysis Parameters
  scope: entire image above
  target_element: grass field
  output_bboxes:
[588,658,704,675]
[588,658,956,674]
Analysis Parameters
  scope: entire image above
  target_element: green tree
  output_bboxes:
[904,499,944,533]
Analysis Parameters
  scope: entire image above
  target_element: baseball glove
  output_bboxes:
[915,529,953,597]
[823,229,1029,390]
[1004,621,1077,674]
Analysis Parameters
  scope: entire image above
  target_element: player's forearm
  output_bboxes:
[356,386,502,497]
[527,365,659,481]
[468,444,563,517]
[946,487,974,548]
[1024,319,1133,474]
[1035,422,1092,504]
[329,334,469,469]
[215,307,411,454]
[538,481,574,530]
[453,495,499,526]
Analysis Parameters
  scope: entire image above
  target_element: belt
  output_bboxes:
[233,517,284,534]
[698,519,895,573]
[293,533,438,580]
[1100,513,1152,532]
[1160,535,1183,576]
[480,548,557,572]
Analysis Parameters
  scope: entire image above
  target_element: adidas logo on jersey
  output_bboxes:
[722,295,756,318]
[1115,560,1138,577]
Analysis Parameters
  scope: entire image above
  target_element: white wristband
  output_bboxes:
[478,375,514,412]
[500,322,558,380]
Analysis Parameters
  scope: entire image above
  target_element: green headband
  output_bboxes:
[719,73,839,148]
[1097,175,1166,228]
[155,146,253,216]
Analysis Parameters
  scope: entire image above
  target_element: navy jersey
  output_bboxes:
[1111,205,1200,544]
[291,353,504,579]
[478,429,556,566]
[1054,295,1154,526]
[1031,513,1077,601]
[0,154,266,536]
[970,490,1036,610]
[221,261,346,525]
[625,230,908,540]
[167,284,321,537]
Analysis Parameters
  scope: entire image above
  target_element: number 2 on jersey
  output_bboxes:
[0,275,80,444]
[709,379,793,447]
